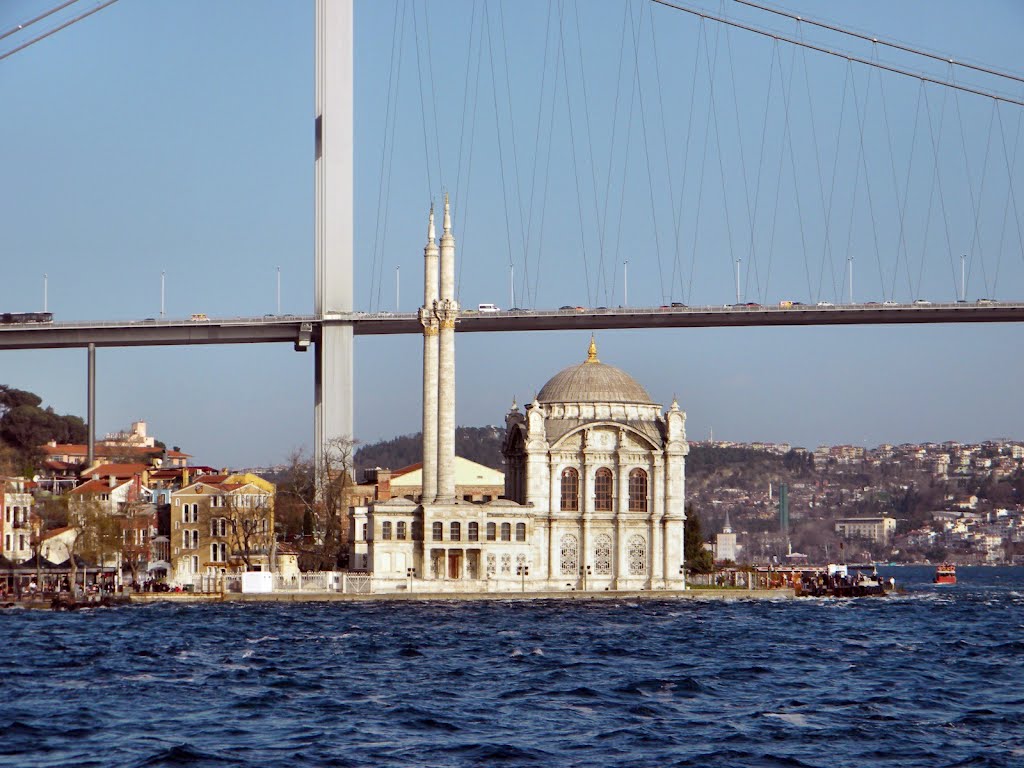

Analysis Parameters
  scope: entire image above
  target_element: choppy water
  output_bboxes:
[2,566,1022,768]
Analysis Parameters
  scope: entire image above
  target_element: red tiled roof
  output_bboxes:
[40,443,191,459]
[70,478,127,495]
[79,463,149,479]
[391,462,423,478]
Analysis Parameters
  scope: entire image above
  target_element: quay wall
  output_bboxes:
[131,588,795,604]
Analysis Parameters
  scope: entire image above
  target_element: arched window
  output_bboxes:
[450,522,461,541]
[486,522,496,541]
[560,467,579,511]
[432,521,443,541]
[629,469,648,512]
[560,534,578,575]
[210,543,218,562]
[500,522,511,541]
[628,534,647,575]
[396,521,407,540]
[515,522,526,542]
[381,521,392,540]
[594,533,612,575]
[594,468,613,511]
[468,522,479,541]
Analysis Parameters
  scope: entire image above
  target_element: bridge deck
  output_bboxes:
[0,303,1021,350]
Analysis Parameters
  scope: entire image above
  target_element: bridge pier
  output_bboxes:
[87,342,95,467]
[313,0,354,455]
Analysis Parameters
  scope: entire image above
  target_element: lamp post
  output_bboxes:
[406,566,416,593]
[624,261,629,307]
[395,265,400,312]
[517,564,529,593]
[43,274,48,313]
[276,266,281,314]
[160,271,166,318]
[509,263,515,308]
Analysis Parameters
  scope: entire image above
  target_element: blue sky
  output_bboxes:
[2,0,1023,467]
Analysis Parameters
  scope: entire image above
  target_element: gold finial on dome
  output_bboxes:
[586,335,599,364]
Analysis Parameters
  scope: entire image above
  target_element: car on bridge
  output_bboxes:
[190,313,209,322]
[816,301,834,308]
[913,299,932,306]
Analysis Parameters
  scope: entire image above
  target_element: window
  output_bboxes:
[486,553,496,577]
[628,534,647,575]
[500,522,511,541]
[560,468,580,511]
[182,531,190,550]
[468,522,479,541]
[432,521,443,541]
[629,469,648,512]
[381,521,392,540]
[482,495,492,502]
[450,522,461,541]
[594,533,612,575]
[560,534,579,575]
[486,522,496,541]
[500,554,512,574]
[397,521,407,540]
[361,523,368,541]
[211,544,219,562]
[515,522,526,542]
[594,468,613,511]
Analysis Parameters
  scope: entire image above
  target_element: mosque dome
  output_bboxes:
[536,339,653,405]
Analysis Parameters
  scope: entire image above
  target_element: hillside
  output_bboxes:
[354,426,506,473]
[0,385,87,475]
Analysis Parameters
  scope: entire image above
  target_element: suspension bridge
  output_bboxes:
[2,0,1022,452]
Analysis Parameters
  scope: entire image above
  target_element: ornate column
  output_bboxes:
[580,433,592,589]
[652,455,664,587]
[435,195,458,503]
[420,204,439,504]
[616,445,629,585]
[548,457,560,581]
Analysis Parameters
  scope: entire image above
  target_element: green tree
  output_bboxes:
[684,503,714,574]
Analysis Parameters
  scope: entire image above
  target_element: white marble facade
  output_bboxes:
[352,203,689,592]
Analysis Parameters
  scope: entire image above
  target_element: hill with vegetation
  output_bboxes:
[354,426,506,474]
[0,385,87,475]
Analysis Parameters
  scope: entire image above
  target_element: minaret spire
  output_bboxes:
[420,201,440,504]
[436,192,458,503]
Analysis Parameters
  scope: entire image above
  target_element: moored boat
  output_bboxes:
[933,563,956,584]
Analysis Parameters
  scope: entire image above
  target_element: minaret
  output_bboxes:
[435,193,458,503]
[420,203,440,503]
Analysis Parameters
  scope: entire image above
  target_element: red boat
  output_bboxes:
[933,564,957,584]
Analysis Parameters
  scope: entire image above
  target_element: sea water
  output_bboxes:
[1,565,1022,767]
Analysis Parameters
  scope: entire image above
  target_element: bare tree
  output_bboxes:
[217,490,274,571]
[118,499,155,588]
[65,496,121,592]
[278,436,357,571]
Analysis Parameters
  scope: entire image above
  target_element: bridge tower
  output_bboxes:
[314,0,354,457]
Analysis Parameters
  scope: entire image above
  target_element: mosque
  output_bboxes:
[349,198,690,592]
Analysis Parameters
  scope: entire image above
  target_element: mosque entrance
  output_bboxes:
[447,551,463,579]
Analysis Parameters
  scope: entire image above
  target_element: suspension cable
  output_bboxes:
[0,0,81,42]
[0,0,119,63]
[648,0,1024,108]
[731,0,1024,88]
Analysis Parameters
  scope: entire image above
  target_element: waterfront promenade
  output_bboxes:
[130,587,794,604]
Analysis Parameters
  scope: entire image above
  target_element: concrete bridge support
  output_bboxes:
[314,0,354,457]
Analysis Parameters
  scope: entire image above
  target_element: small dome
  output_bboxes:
[536,339,653,405]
